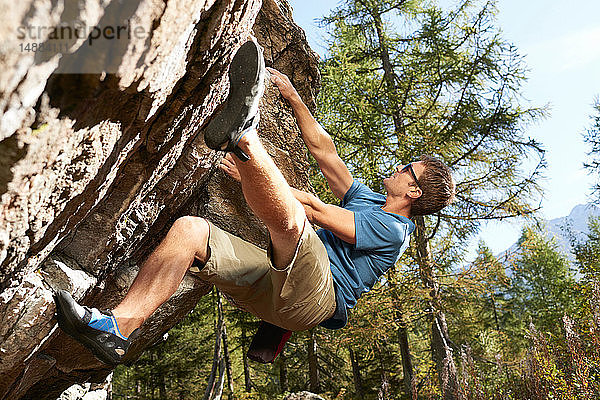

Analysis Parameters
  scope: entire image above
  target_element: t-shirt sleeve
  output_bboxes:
[341,180,381,207]
[354,209,406,251]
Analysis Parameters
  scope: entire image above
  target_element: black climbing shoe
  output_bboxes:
[204,39,266,162]
[247,321,292,363]
[54,290,140,365]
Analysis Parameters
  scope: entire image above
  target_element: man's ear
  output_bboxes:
[407,187,422,200]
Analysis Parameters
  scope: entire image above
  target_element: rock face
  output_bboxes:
[284,392,326,400]
[0,0,320,398]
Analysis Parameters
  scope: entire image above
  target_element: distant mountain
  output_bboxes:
[547,204,600,256]
[499,203,600,262]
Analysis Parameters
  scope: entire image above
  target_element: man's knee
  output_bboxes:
[269,201,306,240]
[170,216,210,259]
[172,216,208,236]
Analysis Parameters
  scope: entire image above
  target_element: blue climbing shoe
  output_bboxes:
[54,290,140,365]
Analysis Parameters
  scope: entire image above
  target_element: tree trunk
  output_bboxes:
[378,372,390,400]
[490,292,501,331]
[431,312,461,400]
[367,9,459,396]
[349,347,364,398]
[204,291,226,400]
[150,352,156,398]
[158,371,167,400]
[203,323,221,399]
[398,323,416,399]
[376,343,390,400]
[369,5,406,137]
[106,374,113,400]
[279,349,289,393]
[241,326,252,392]
[414,216,461,400]
[387,273,416,399]
[307,329,320,393]
[215,357,226,400]
[156,345,167,400]
[222,317,234,396]
[369,6,459,396]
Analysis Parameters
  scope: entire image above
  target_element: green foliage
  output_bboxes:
[571,216,600,326]
[111,0,600,399]
[444,243,512,358]
[509,291,600,400]
[312,0,549,397]
[317,0,546,238]
[583,99,600,200]
[574,217,600,284]
[112,293,216,399]
[436,227,593,399]
[506,226,578,345]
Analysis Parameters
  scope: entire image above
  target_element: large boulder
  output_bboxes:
[0,0,320,398]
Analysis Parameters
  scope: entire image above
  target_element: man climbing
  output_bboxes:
[54,40,455,365]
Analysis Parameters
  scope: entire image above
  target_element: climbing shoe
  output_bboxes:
[204,39,265,162]
[54,290,140,365]
[247,320,292,363]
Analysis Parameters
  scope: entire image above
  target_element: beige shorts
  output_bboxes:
[189,220,336,331]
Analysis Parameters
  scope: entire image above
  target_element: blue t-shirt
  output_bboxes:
[318,180,415,330]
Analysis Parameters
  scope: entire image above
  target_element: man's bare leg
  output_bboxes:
[111,216,210,337]
[111,130,303,336]
[231,129,306,268]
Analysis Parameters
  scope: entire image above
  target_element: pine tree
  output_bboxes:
[583,100,600,200]
[112,293,216,398]
[316,0,546,397]
[506,226,578,347]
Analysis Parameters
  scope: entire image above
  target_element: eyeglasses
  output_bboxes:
[401,163,421,190]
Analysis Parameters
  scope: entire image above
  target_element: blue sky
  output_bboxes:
[287,0,600,257]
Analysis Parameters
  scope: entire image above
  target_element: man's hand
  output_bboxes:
[267,67,301,105]
[268,67,354,201]
[219,153,241,182]
[291,188,356,244]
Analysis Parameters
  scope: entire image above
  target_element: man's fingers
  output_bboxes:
[269,72,283,85]
[219,156,241,182]
[221,155,234,168]
[219,162,234,176]
[220,154,241,177]
[267,67,288,82]
[266,67,299,102]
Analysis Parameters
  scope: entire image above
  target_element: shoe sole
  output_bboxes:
[204,40,265,152]
[54,290,122,365]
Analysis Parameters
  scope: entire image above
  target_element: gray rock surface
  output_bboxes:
[0,0,320,398]
[283,391,326,400]
[58,375,111,400]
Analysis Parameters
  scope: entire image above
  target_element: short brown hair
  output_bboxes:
[411,155,455,216]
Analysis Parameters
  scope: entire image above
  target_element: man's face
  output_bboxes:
[383,161,425,198]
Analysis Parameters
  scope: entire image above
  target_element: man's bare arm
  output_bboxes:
[219,157,355,243]
[291,188,355,244]
[268,68,353,200]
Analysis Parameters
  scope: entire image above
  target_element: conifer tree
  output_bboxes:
[583,100,600,199]
[112,293,216,398]
[316,0,546,397]
[506,226,578,348]
[574,218,600,286]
